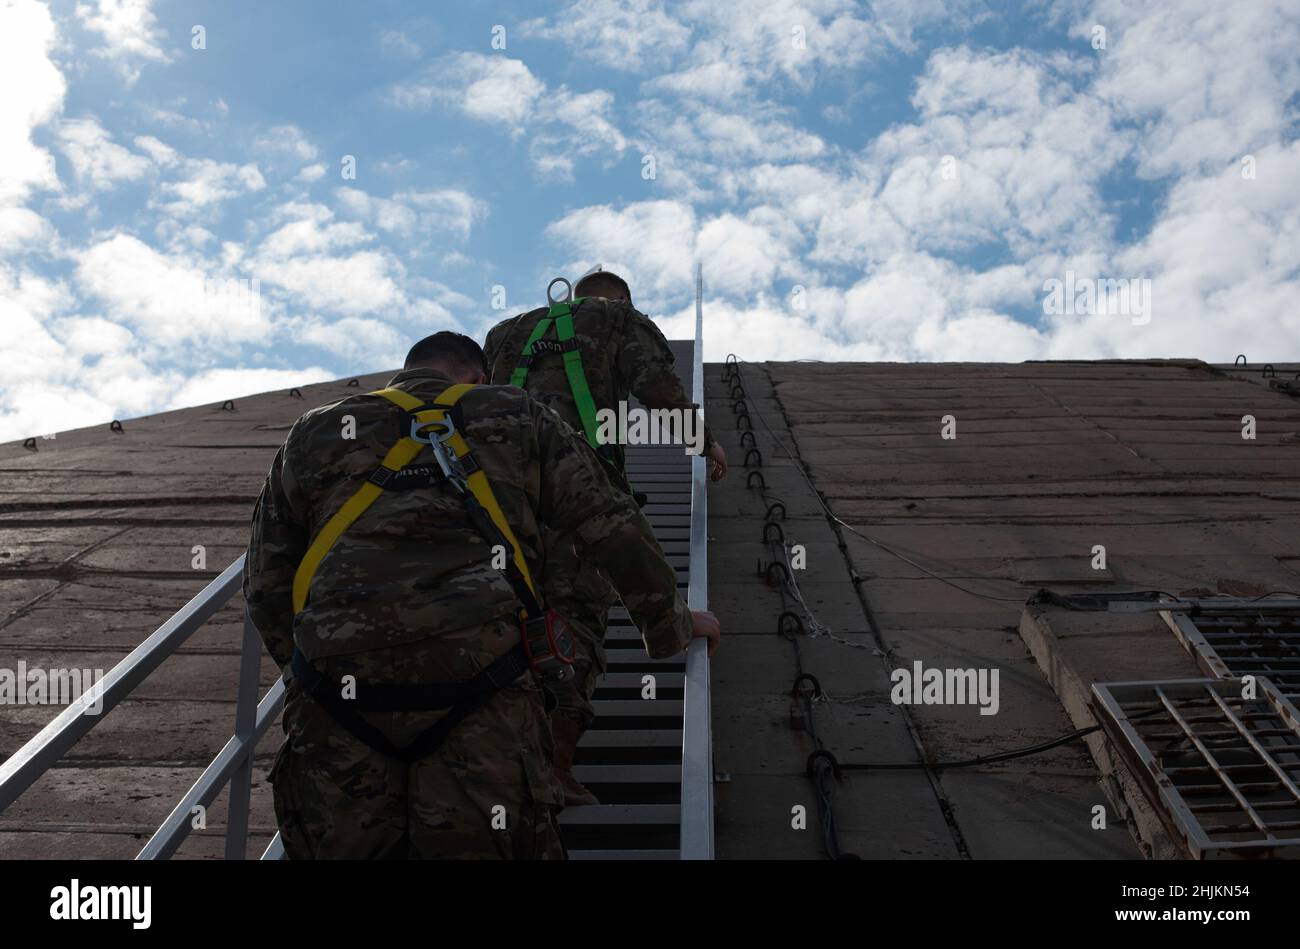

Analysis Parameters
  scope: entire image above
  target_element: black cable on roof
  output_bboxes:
[833,705,1169,772]
[732,359,1031,604]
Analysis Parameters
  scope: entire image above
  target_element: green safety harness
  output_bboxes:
[509,278,623,473]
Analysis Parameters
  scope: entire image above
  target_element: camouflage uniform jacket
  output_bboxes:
[483,296,715,469]
[243,367,692,672]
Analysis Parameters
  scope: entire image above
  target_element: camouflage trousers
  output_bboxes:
[542,529,618,727]
[270,622,566,859]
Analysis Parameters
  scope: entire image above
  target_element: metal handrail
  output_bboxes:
[137,676,284,859]
[0,554,278,858]
[679,261,714,859]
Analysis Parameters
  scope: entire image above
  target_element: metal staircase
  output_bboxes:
[564,339,708,858]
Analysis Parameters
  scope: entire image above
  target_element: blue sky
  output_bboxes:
[2,0,1298,441]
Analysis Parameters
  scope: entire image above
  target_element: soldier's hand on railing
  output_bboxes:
[689,610,721,656]
[705,443,728,482]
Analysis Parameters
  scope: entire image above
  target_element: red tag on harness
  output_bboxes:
[521,610,576,681]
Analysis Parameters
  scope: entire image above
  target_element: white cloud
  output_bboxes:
[545,201,698,301]
[375,157,417,176]
[57,117,153,189]
[389,53,628,179]
[656,295,887,362]
[390,53,545,127]
[144,105,209,134]
[256,252,403,316]
[631,99,829,200]
[657,253,1046,364]
[1050,139,1300,361]
[248,204,415,318]
[259,203,373,258]
[545,200,806,302]
[0,264,102,439]
[0,0,66,206]
[133,134,179,166]
[166,366,335,412]
[291,316,407,367]
[1084,0,1300,178]
[662,105,827,164]
[335,187,486,240]
[457,56,545,128]
[0,5,486,445]
[557,0,982,103]
[57,314,136,360]
[645,59,752,103]
[153,157,267,216]
[872,46,1125,257]
[75,0,173,85]
[0,206,56,254]
[697,209,803,296]
[254,124,319,162]
[523,0,692,71]
[111,135,257,224]
[544,12,1299,364]
[378,28,422,60]
[74,232,272,347]
[333,189,405,231]
[405,190,487,239]
[0,265,74,385]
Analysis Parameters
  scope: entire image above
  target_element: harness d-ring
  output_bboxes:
[547,277,573,306]
[410,414,455,445]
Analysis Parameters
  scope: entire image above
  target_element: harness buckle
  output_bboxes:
[520,610,576,682]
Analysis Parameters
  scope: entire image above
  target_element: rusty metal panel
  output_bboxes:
[1163,607,1300,701]
[1092,677,1300,859]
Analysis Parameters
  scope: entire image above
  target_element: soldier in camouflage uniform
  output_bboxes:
[244,331,720,858]
[483,270,728,805]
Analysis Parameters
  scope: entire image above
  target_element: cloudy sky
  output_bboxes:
[2,0,1298,442]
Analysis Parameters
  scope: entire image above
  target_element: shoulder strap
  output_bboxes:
[291,384,539,617]
[506,299,603,452]
[508,315,555,388]
[412,384,540,615]
[553,310,604,450]
[291,388,428,615]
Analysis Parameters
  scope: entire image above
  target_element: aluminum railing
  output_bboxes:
[0,556,283,859]
[679,261,713,859]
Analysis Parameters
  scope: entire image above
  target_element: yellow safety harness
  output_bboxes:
[292,383,537,617]
[286,382,574,764]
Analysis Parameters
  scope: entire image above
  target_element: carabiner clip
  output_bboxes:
[409,414,467,488]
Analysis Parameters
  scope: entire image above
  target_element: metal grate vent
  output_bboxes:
[1092,677,1300,859]
[1163,607,1300,700]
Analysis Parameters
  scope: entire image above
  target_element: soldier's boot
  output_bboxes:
[552,715,600,807]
